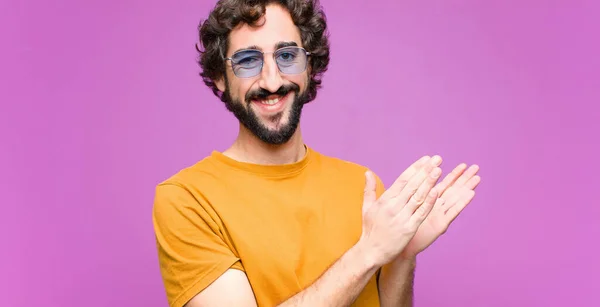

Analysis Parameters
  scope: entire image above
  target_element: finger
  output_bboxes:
[442,186,463,209]
[436,163,467,198]
[408,188,440,227]
[394,155,443,206]
[443,174,480,208]
[403,166,442,214]
[465,175,481,190]
[363,171,377,213]
[445,190,476,223]
[384,155,430,198]
[454,164,479,187]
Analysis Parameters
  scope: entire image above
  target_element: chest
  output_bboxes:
[209,177,365,301]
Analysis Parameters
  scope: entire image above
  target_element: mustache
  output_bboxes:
[245,83,300,102]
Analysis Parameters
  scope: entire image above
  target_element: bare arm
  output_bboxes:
[185,269,258,307]
[186,241,379,307]
[186,158,440,307]
[377,257,416,307]
[277,241,378,306]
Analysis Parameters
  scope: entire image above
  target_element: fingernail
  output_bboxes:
[431,155,442,165]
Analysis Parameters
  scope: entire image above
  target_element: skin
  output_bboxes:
[214,4,309,166]
[186,3,481,307]
[377,159,481,306]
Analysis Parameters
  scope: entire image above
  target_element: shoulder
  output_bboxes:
[153,154,225,213]
[310,147,385,187]
[158,155,220,188]
[311,148,367,171]
[155,152,232,197]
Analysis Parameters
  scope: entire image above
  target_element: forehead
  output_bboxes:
[227,4,302,55]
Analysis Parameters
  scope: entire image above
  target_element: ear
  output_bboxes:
[215,77,225,92]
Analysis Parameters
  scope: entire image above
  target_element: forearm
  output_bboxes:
[277,241,379,307]
[377,257,416,307]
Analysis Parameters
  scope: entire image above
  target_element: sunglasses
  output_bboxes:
[225,46,311,78]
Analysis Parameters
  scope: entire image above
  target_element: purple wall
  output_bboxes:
[2,0,598,306]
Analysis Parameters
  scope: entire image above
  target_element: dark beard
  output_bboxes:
[221,82,309,145]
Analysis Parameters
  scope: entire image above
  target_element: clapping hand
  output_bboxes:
[398,156,481,259]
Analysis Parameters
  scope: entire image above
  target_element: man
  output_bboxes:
[152,1,481,306]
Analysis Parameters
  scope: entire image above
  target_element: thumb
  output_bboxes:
[363,170,377,212]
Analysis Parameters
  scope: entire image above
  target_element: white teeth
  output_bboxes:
[261,97,280,105]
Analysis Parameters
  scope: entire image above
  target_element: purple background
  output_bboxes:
[2,0,599,306]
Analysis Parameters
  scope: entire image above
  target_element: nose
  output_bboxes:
[257,55,283,93]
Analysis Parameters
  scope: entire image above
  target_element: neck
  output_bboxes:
[223,124,306,165]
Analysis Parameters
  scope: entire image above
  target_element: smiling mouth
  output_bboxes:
[251,92,290,107]
[258,96,281,105]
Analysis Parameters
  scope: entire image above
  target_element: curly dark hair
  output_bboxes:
[196,0,330,104]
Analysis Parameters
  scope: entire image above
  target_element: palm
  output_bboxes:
[401,163,481,258]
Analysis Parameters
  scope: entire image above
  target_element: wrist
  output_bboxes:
[351,238,383,274]
[397,253,417,263]
[385,254,416,273]
[379,254,417,287]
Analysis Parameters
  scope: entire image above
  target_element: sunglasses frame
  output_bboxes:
[224,46,312,78]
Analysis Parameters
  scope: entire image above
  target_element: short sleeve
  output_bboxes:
[152,183,243,307]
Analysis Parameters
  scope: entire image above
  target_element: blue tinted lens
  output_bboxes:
[275,47,307,74]
[231,50,263,78]
[229,47,308,78]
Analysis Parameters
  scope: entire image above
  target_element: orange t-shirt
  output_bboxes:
[152,146,385,307]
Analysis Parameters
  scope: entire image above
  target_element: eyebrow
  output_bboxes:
[231,41,299,55]
[275,41,298,49]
